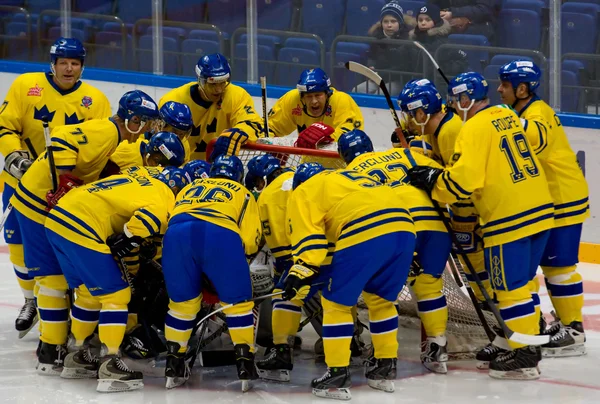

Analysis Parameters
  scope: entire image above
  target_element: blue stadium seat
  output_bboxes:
[483,64,502,105]
[3,22,33,61]
[563,59,586,75]
[115,0,152,24]
[448,34,489,73]
[284,37,322,54]
[206,0,246,37]
[0,0,25,5]
[181,39,221,77]
[94,31,131,70]
[257,0,294,31]
[565,0,600,4]
[55,17,93,40]
[489,54,534,66]
[146,26,187,40]
[396,0,422,17]
[137,35,179,75]
[102,22,133,35]
[562,2,600,23]
[275,48,320,87]
[503,0,545,14]
[239,34,281,49]
[47,26,86,43]
[345,0,385,37]
[562,12,598,54]
[189,29,220,42]
[26,0,60,14]
[232,43,277,82]
[497,9,542,50]
[562,70,581,112]
[301,0,345,48]
[166,0,206,23]
[335,42,370,56]
[327,50,368,92]
[73,0,113,14]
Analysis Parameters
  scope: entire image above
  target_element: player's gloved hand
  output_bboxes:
[45,173,84,211]
[283,263,319,301]
[209,128,249,161]
[139,237,159,261]
[451,215,481,254]
[4,150,32,180]
[406,166,443,195]
[106,232,144,259]
[295,122,335,149]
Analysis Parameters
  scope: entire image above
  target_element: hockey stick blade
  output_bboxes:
[508,330,549,346]
[345,61,382,86]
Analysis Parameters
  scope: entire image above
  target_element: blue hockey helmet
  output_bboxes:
[337,130,374,164]
[397,78,432,111]
[50,37,86,65]
[145,131,185,167]
[195,53,231,86]
[293,163,325,190]
[117,90,160,134]
[183,159,211,180]
[297,68,332,96]
[448,72,489,102]
[498,60,541,93]
[400,83,443,117]
[245,154,282,190]
[159,101,193,138]
[209,155,245,184]
[156,167,191,195]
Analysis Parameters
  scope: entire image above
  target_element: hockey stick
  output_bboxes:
[41,116,58,192]
[345,61,408,148]
[413,41,451,85]
[260,76,270,136]
[0,203,13,233]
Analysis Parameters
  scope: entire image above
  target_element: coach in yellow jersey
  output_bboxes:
[158,53,265,161]
[498,61,589,357]
[408,72,554,380]
[0,38,111,337]
[10,90,159,375]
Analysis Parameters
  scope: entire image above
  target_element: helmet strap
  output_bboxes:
[512,83,531,109]
[125,119,146,136]
[456,98,475,122]
[413,113,431,157]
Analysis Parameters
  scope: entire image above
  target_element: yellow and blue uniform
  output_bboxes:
[44,167,173,353]
[519,96,589,325]
[347,148,451,338]
[109,136,147,170]
[431,105,554,348]
[162,178,262,353]
[0,71,110,297]
[158,83,264,161]
[287,169,415,367]
[268,88,363,140]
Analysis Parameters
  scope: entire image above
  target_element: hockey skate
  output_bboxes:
[312,366,352,400]
[476,332,510,370]
[15,298,38,339]
[542,321,586,358]
[489,345,541,380]
[165,342,190,389]
[365,358,396,393]
[256,344,293,382]
[97,355,144,393]
[420,336,448,374]
[36,342,68,376]
[61,346,99,379]
[235,344,258,392]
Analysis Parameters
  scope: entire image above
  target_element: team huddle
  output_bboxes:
[0,37,589,399]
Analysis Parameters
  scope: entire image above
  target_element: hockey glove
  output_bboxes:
[106,232,144,259]
[4,150,32,180]
[406,166,443,196]
[295,122,335,149]
[283,263,318,301]
[209,128,249,161]
[45,173,84,211]
[451,215,482,254]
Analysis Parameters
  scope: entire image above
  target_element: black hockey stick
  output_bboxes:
[260,76,270,136]
[41,116,58,192]
[413,41,451,86]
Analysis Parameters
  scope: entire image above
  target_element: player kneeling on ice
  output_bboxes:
[43,166,187,392]
[285,163,416,400]
[161,155,262,391]
[338,129,452,374]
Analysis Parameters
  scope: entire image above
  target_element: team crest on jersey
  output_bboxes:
[324,104,332,117]
[81,96,93,109]
[27,84,43,97]
[292,105,302,116]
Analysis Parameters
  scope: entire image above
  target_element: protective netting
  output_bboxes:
[223,136,495,357]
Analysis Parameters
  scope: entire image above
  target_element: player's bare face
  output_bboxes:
[52,58,82,90]
[302,92,327,116]
[165,124,192,141]
[497,81,516,104]
[201,81,229,103]
[382,16,400,36]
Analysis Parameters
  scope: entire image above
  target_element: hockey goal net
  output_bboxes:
[207,137,495,358]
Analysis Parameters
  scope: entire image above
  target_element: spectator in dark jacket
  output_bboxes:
[429,0,498,40]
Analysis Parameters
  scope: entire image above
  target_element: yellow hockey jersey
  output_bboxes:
[172,178,262,256]
[268,88,364,141]
[159,83,264,161]
[409,111,463,167]
[518,96,589,227]
[110,136,146,170]
[346,149,446,233]
[286,169,415,268]
[432,105,554,246]
[0,72,111,188]
[45,166,174,253]
[11,118,123,225]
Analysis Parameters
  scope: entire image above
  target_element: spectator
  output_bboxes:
[429,0,498,41]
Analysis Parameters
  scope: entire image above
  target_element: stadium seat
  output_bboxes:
[345,0,385,37]
[565,0,600,4]
[3,22,33,61]
[396,0,422,17]
[257,0,294,31]
[448,34,489,73]
[301,0,345,48]
[483,64,502,105]
[181,39,221,76]
[165,0,207,23]
[47,26,86,43]
[146,26,187,40]
[115,0,152,24]
[503,0,545,15]
[102,22,133,35]
[94,31,131,70]
[137,35,179,75]
[239,34,281,49]
[562,70,581,112]
[189,29,220,42]
[232,43,277,82]
[206,0,246,38]
[327,50,368,92]
[275,48,320,87]
[26,0,60,14]
[55,17,93,41]
[562,2,600,23]
[562,12,598,55]
[335,42,370,57]
[489,55,534,66]
[73,0,113,14]
[497,9,542,50]
[284,37,322,54]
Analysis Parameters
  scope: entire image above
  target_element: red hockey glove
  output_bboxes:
[295,123,335,149]
[45,173,83,211]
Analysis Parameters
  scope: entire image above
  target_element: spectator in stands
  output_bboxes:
[429,0,498,41]
[354,0,417,95]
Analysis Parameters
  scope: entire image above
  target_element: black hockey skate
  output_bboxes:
[61,346,99,379]
[97,355,144,393]
[36,342,67,376]
[489,345,541,380]
[312,366,352,400]
[365,358,396,393]
[542,321,586,358]
[476,327,509,370]
[420,336,449,374]
[15,298,38,339]
[235,344,258,392]
[256,344,293,382]
[165,342,190,389]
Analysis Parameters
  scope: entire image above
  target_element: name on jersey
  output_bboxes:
[355,151,403,170]
[491,116,519,132]
[27,84,43,96]
[128,170,153,187]
[215,180,241,192]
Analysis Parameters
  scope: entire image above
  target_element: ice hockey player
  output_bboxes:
[267,68,364,149]
[498,60,589,357]
[0,37,111,337]
[43,166,187,392]
[407,72,554,380]
[158,53,265,161]
[161,155,262,391]
[9,90,159,374]
[338,129,452,373]
[183,159,211,180]
[285,163,416,399]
